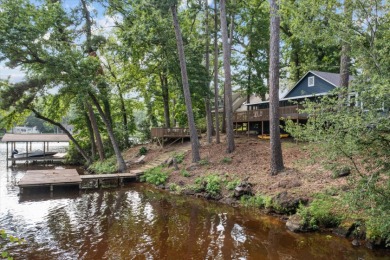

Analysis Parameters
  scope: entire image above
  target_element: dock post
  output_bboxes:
[6,142,8,167]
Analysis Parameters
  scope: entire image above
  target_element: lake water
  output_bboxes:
[0,142,388,259]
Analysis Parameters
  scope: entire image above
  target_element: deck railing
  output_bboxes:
[233,105,307,122]
[151,127,201,138]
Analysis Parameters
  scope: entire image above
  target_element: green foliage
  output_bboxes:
[198,159,209,166]
[195,174,222,196]
[88,157,117,174]
[297,194,344,229]
[140,166,169,186]
[137,119,151,142]
[204,175,221,196]
[240,194,273,209]
[169,183,179,192]
[180,169,190,177]
[1,229,24,260]
[225,179,240,191]
[221,157,232,164]
[365,208,390,246]
[173,152,186,164]
[65,142,88,165]
[139,146,148,155]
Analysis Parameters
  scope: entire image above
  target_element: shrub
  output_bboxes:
[139,146,148,155]
[199,159,209,166]
[240,194,272,209]
[169,183,179,192]
[226,179,240,191]
[174,152,186,164]
[365,209,390,246]
[140,166,169,186]
[221,157,232,164]
[194,174,221,196]
[297,194,344,229]
[204,175,221,196]
[88,157,117,174]
[180,169,190,177]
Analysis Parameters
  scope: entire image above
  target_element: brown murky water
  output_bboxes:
[0,143,388,259]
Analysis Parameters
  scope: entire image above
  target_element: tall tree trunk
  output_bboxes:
[339,0,352,91]
[269,0,284,175]
[221,0,235,134]
[160,72,171,128]
[214,0,220,144]
[31,109,93,165]
[247,50,252,107]
[89,92,127,172]
[173,98,177,127]
[86,101,105,160]
[117,84,130,148]
[205,0,213,144]
[84,111,96,159]
[220,0,235,153]
[105,62,131,148]
[171,5,200,162]
[222,98,226,133]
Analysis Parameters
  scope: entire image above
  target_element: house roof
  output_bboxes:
[1,134,70,142]
[310,71,354,87]
[246,71,354,106]
[281,71,354,100]
[212,92,246,113]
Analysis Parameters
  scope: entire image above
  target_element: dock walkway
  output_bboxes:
[17,143,192,193]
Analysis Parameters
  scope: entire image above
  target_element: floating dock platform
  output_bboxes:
[18,169,144,193]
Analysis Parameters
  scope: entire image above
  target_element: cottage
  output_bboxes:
[232,71,354,135]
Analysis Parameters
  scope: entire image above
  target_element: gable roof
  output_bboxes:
[310,71,354,87]
[282,71,354,99]
[1,134,70,142]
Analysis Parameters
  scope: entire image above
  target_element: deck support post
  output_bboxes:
[6,141,8,167]
[261,121,264,135]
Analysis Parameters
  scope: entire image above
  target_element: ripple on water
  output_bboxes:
[0,142,388,260]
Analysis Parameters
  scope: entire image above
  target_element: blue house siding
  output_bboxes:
[284,72,336,99]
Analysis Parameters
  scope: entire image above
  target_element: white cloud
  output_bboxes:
[94,14,122,36]
[0,63,25,83]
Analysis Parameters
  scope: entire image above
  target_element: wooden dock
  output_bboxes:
[18,169,144,193]
[80,170,143,189]
[18,169,82,193]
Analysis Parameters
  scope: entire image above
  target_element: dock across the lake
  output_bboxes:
[18,169,144,193]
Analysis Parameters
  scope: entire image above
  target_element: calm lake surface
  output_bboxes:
[0,142,388,259]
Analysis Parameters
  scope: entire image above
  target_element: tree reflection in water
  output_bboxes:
[1,183,388,260]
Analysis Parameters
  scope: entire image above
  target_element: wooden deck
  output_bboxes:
[18,169,144,192]
[80,170,143,189]
[18,169,82,193]
[233,105,308,123]
[151,127,201,138]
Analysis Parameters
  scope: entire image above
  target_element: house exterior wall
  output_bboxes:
[235,95,263,112]
[9,126,40,134]
[284,72,336,99]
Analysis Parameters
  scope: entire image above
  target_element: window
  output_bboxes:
[308,76,315,87]
[348,93,359,107]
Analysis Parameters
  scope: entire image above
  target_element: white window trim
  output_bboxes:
[308,76,315,87]
[348,92,359,107]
